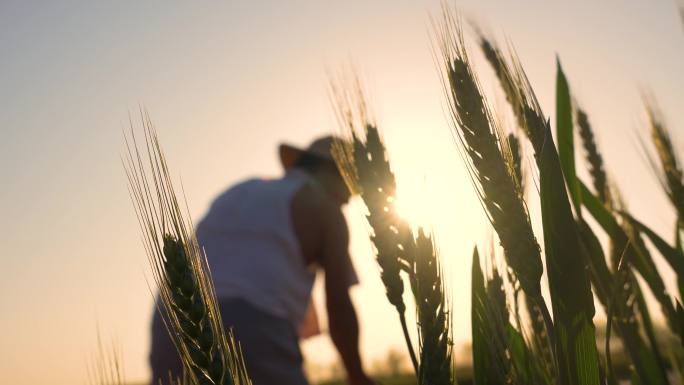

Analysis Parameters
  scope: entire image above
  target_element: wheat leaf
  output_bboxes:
[555,58,581,216]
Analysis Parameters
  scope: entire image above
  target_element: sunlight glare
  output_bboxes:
[393,176,434,232]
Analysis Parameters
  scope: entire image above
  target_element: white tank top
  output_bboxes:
[195,169,316,328]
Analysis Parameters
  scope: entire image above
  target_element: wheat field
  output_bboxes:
[105,5,684,385]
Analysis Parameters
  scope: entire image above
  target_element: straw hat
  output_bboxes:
[278,135,344,170]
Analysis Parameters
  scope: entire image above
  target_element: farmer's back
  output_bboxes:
[195,170,316,328]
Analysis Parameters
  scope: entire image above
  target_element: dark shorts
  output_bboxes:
[149,298,309,385]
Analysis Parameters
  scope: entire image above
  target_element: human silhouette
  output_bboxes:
[149,136,375,385]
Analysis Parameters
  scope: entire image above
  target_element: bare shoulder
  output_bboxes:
[292,181,356,288]
[291,181,346,265]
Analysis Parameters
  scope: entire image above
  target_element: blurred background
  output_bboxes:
[1,1,682,384]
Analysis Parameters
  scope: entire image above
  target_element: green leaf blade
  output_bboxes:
[537,121,600,385]
[555,58,581,216]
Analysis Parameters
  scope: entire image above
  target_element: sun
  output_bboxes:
[393,179,434,232]
[388,150,488,249]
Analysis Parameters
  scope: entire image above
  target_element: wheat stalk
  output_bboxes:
[123,112,250,385]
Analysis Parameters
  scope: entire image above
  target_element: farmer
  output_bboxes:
[149,136,375,385]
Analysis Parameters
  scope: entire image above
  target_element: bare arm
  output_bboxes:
[321,203,374,385]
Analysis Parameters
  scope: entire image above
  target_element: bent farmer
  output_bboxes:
[149,136,375,385]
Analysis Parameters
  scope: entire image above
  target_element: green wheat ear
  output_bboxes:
[123,111,251,385]
[644,99,684,229]
[576,108,611,205]
[433,9,553,346]
[414,229,452,385]
[160,235,227,384]
[329,74,419,373]
[329,69,456,385]
[506,132,524,194]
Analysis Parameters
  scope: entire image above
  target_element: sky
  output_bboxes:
[1,1,683,384]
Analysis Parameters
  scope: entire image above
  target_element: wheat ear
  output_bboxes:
[507,132,525,194]
[576,108,611,205]
[413,229,452,385]
[478,35,525,127]
[123,112,250,385]
[330,78,419,372]
[644,100,684,228]
[434,11,548,315]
